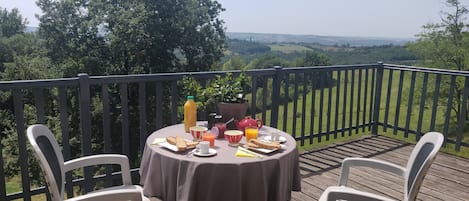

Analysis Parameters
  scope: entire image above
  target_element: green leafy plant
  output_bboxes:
[180,72,249,115]
[204,72,248,104]
[179,76,205,109]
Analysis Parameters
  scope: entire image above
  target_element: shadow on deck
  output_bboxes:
[293,135,469,201]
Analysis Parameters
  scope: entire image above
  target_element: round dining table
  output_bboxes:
[139,123,301,201]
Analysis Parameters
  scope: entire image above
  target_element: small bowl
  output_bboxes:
[190,126,208,141]
[224,130,243,146]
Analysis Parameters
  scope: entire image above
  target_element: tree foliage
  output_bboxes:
[222,56,245,70]
[0,7,26,37]
[294,50,330,66]
[37,0,226,76]
[227,39,271,55]
[407,0,469,70]
[407,0,469,126]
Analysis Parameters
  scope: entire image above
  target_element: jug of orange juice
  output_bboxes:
[184,96,197,132]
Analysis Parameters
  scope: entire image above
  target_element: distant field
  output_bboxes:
[268,44,313,53]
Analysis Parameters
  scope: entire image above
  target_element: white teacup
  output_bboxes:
[197,141,210,154]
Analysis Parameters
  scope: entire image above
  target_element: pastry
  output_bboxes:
[166,136,177,145]
[166,136,198,151]
[175,136,187,151]
[249,139,281,150]
[186,141,199,149]
[246,142,261,149]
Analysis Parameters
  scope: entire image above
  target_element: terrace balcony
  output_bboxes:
[1,63,468,201]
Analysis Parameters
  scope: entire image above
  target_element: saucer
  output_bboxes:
[263,135,287,143]
[194,148,217,157]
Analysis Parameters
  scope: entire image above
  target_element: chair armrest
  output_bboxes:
[338,157,406,186]
[66,186,142,201]
[320,186,397,201]
[64,154,132,185]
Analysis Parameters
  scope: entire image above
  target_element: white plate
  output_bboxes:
[193,148,217,157]
[263,136,287,143]
[242,144,285,154]
[158,140,194,152]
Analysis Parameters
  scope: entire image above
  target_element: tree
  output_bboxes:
[408,0,469,70]
[245,54,289,70]
[294,50,330,67]
[37,0,111,76]
[0,31,57,185]
[0,7,27,38]
[222,56,245,70]
[407,0,469,126]
[37,0,226,75]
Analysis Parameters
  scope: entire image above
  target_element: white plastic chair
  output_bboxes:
[319,132,444,201]
[27,124,149,201]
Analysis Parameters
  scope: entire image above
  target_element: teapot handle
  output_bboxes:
[256,119,263,128]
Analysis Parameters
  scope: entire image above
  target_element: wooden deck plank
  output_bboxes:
[296,135,469,201]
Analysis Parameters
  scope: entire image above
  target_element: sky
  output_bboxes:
[0,0,464,39]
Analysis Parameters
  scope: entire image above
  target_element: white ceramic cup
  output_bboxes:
[198,141,210,154]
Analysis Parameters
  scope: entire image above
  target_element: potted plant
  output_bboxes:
[180,72,249,128]
[205,73,249,128]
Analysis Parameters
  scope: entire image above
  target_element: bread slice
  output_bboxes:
[175,136,187,151]
[249,139,281,150]
[186,141,199,149]
[246,142,261,149]
[166,136,177,145]
[166,136,199,151]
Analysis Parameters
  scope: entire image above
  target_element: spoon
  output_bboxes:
[225,117,234,125]
[186,147,199,158]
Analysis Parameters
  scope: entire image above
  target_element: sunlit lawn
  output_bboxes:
[258,69,469,157]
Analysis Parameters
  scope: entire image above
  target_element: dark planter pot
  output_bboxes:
[217,102,249,129]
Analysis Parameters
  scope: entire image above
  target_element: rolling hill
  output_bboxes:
[227,32,415,46]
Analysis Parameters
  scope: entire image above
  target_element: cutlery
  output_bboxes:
[186,147,199,158]
[225,117,235,125]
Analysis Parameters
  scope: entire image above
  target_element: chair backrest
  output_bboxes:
[404,132,444,201]
[27,124,65,201]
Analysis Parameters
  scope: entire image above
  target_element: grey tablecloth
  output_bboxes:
[139,123,301,201]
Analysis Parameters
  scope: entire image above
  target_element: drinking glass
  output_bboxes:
[202,132,216,147]
[245,126,259,142]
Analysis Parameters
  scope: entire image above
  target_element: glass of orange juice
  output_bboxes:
[202,132,216,147]
[245,126,259,142]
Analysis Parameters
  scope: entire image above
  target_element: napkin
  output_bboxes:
[152,138,166,145]
[235,148,256,158]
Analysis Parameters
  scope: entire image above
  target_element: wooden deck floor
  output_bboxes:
[148,135,469,201]
[292,135,469,201]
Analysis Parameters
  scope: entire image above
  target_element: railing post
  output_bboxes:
[455,77,469,151]
[372,62,384,135]
[78,73,93,193]
[270,66,283,128]
[13,90,31,201]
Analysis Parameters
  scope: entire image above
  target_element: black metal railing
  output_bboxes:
[1,63,468,200]
[379,64,469,150]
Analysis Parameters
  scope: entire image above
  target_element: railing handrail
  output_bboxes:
[0,64,379,86]
[384,63,469,76]
[0,77,79,89]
